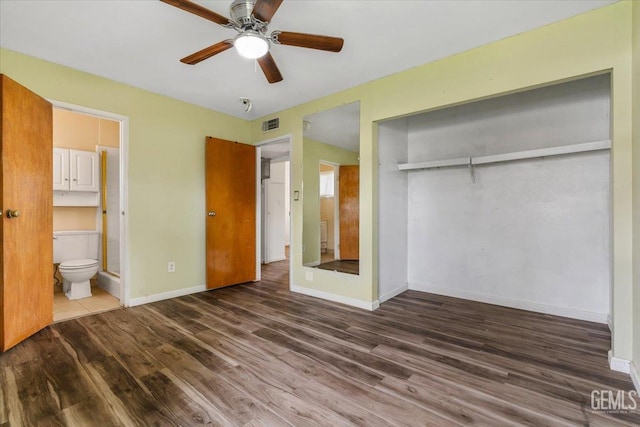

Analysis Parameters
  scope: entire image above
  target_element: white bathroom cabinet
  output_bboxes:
[53,148,99,192]
[53,148,100,206]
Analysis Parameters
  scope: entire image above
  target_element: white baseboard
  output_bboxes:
[290,285,379,311]
[379,284,408,303]
[607,315,613,333]
[408,282,608,324]
[608,350,631,374]
[266,256,287,263]
[128,284,207,307]
[630,362,640,392]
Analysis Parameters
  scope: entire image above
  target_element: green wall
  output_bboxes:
[0,48,251,302]
[251,1,637,361]
[302,138,359,265]
[2,1,638,370]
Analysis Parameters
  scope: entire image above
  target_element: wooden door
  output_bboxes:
[339,165,359,260]
[205,137,256,288]
[1,74,53,351]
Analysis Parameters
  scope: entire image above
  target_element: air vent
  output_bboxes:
[261,117,280,132]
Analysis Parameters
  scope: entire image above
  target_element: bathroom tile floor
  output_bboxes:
[53,286,121,322]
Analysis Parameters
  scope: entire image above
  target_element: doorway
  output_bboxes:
[318,161,339,264]
[50,101,129,321]
[257,136,291,280]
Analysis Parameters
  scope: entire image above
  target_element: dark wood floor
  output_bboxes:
[1,259,638,426]
[316,259,359,275]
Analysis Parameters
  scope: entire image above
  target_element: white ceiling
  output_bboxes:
[0,0,615,121]
[304,101,360,151]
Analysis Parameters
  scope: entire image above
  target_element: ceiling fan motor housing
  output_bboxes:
[231,0,257,28]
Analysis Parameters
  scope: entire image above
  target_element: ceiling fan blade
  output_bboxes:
[160,0,230,26]
[252,0,283,23]
[274,31,344,52]
[257,52,283,84]
[180,40,233,65]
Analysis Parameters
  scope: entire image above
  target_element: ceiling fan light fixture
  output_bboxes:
[234,31,269,59]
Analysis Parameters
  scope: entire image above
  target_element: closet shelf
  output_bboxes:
[397,140,611,171]
[397,157,469,171]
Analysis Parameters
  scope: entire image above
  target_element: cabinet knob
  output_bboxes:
[6,209,20,218]
[208,211,216,217]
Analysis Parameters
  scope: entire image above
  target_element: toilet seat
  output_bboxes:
[60,259,99,270]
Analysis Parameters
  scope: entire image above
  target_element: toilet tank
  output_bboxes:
[53,231,100,263]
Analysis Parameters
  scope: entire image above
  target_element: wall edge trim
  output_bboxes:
[408,282,608,323]
[290,285,378,311]
[127,284,207,307]
[379,284,409,303]
[629,362,640,392]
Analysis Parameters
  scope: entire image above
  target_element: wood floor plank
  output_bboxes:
[275,351,457,427]
[0,258,638,426]
[150,343,288,425]
[9,362,66,426]
[140,370,226,427]
[51,319,111,364]
[232,352,394,426]
[253,327,385,386]
[90,356,178,426]
[75,314,160,379]
[61,395,125,427]
[1,366,25,426]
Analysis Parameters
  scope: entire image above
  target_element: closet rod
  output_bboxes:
[396,140,611,172]
[473,140,611,165]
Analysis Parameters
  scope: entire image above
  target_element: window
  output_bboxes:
[320,171,334,197]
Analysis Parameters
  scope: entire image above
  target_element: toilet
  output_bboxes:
[53,231,100,300]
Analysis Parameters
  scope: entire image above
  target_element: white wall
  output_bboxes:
[380,75,611,322]
[378,119,409,302]
[407,75,611,161]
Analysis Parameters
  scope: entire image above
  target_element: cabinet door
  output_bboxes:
[53,148,69,190]
[70,149,99,192]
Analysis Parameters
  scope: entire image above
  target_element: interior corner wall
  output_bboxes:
[0,47,251,302]
[403,75,611,322]
[377,119,409,302]
[249,2,631,353]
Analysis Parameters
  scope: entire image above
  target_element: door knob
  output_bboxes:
[6,209,20,218]
[208,211,216,217]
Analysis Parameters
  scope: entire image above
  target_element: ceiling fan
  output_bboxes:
[161,0,344,84]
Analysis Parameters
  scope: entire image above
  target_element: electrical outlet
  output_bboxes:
[168,261,176,273]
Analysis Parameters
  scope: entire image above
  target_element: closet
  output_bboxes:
[378,74,611,323]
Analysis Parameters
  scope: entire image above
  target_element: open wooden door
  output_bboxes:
[339,165,359,260]
[1,74,53,351]
[205,137,256,289]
